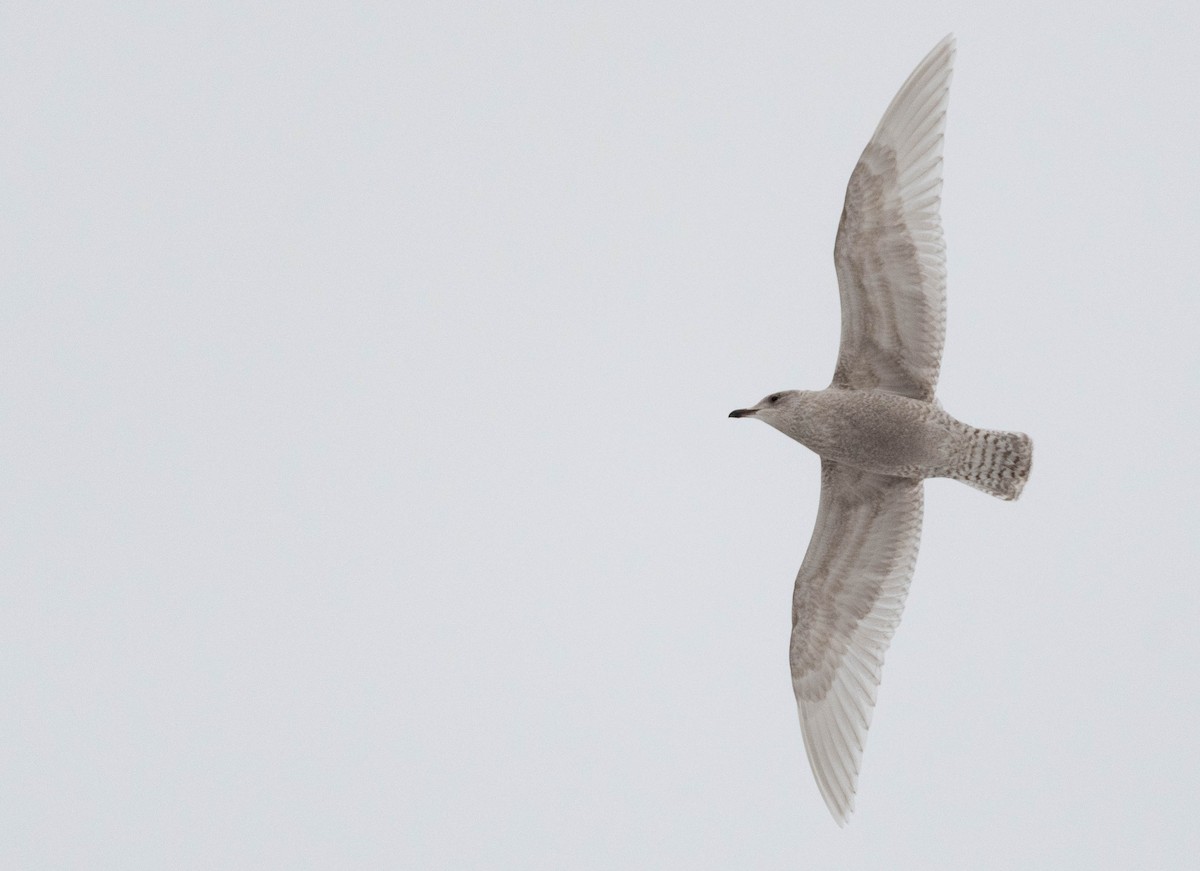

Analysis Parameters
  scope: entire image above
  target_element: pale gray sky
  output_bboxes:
[3,2,1198,869]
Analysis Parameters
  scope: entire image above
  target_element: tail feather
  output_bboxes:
[955,428,1032,501]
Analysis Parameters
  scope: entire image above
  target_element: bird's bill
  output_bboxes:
[729,408,757,418]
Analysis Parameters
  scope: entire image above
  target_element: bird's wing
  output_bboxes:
[790,461,924,824]
[832,34,955,402]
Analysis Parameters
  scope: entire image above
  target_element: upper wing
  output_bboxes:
[790,461,924,825]
[832,34,955,402]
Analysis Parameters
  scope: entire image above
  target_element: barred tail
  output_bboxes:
[954,428,1033,501]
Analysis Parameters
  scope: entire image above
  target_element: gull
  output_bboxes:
[729,34,1032,825]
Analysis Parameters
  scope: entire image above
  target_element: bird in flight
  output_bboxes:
[729,34,1032,825]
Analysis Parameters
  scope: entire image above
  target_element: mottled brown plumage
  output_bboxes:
[729,35,1032,824]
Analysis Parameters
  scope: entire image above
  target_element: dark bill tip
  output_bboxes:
[729,408,755,418]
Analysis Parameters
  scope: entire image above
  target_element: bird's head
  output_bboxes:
[729,390,808,434]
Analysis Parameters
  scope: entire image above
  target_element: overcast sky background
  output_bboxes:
[3,2,1199,869]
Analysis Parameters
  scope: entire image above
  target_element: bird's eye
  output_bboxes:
[768,393,782,404]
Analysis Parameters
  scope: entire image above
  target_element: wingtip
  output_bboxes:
[921,33,957,74]
[928,32,956,59]
[865,32,957,166]
[828,794,854,827]
[928,33,957,68]
[824,792,855,827]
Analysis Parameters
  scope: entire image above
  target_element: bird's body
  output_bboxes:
[744,388,1030,497]
[759,389,947,477]
[729,35,1032,825]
